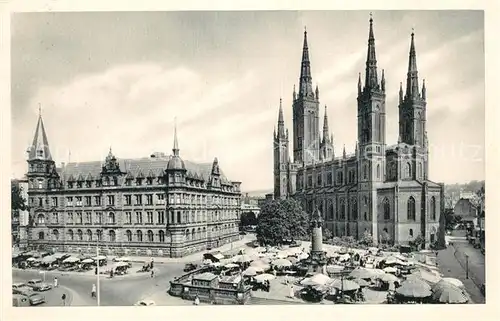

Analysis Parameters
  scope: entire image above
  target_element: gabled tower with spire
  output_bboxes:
[398,30,428,181]
[167,119,187,186]
[274,98,290,199]
[293,28,321,165]
[26,108,60,191]
[320,106,334,161]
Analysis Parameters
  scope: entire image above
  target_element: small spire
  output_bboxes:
[406,29,419,98]
[365,13,378,90]
[293,84,296,100]
[38,103,42,117]
[381,69,385,91]
[299,26,314,98]
[173,117,179,156]
[28,107,52,161]
[322,105,330,143]
[343,144,346,158]
[358,72,362,94]
[422,79,426,100]
[315,84,319,99]
[399,82,404,103]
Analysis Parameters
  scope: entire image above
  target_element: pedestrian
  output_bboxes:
[54,277,58,288]
[61,293,66,306]
[151,269,154,278]
[194,295,200,306]
[110,269,114,278]
[284,274,289,285]
[289,285,294,299]
[91,284,96,298]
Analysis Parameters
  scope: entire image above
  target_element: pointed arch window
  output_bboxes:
[67,229,74,241]
[77,229,83,241]
[383,198,390,220]
[86,229,92,241]
[108,212,115,224]
[376,164,380,179]
[340,199,346,220]
[147,230,154,242]
[52,229,59,240]
[406,163,412,178]
[126,230,132,242]
[363,164,368,179]
[328,202,334,220]
[407,196,416,221]
[159,230,165,242]
[418,163,423,178]
[136,230,143,242]
[430,196,437,221]
[351,199,358,220]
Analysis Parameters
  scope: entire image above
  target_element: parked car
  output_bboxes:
[134,300,156,306]
[183,263,198,272]
[12,294,31,307]
[15,289,46,305]
[12,282,30,295]
[27,279,52,291]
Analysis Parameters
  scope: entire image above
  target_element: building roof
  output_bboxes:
[28,114,52,161]
[58,156,232,184]
[219,275,242,284]
[193,272,218,281]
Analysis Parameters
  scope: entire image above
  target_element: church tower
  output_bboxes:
[293,28,321,165]
[26,109,60,191]
[357,15,387,183]
[398,31,428,181]
[274,98,290,199]
[356,15,387,243]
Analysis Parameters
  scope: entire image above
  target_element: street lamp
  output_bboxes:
[465,253,469,279]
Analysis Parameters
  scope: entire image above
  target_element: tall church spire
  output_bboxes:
[173,118,179,156]
[406,30,420,99]
[364,13,379,91]
[28,107,52,161]
[299,27,314,98]
[277,98,286,137]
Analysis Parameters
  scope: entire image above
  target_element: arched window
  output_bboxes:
[351,199,358,220]
[38,231,44,240]
[136,230,143,242]
[37,214,45,225]
[108,212,115,224]
[363,164,368,179]
[191,229,195,240]
[406,163,412,178]
[409,229,414,237]
[328,202,334,220]
[430,196,436,221]
[147,230,154,242]
[109,230,116,242]
[376,164,380,179]
[159,230,165,242]
[126,230,132,242]
[86,229,92,241]
[77,229,83,241]
[96,229,102,241]
[52,230,59,240]
[407,196,416,221]
[340,199,346,220]
[418,163,423,178]
[67,229,74,241]
[383,198,390,220]
[202,227,206,239]
[197,227,201,239]
[177,211,181,223]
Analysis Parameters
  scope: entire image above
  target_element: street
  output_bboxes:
[13,262,185,306]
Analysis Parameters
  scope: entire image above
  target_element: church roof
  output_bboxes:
[58,156,232,184]
[28,113,52,161]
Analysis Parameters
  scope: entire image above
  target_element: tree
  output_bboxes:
[323,228,333,241]
[240,211,258,227]
[359,231,373,246]
[11,182,27,212]
[256,198,309,246]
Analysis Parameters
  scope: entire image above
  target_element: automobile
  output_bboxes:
[27,279,52,291]
[16,289,46,305]
[183,263,198,272]
[134,300,156,306]
[12,294,31,307]
[12,282,30,295]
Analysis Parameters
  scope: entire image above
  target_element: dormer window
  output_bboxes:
[136,178,143,186]
[77,181,83,188]
[126,178,132,186]
[86,181,92,188]
[147,178,153,185]
[68,182,74,189]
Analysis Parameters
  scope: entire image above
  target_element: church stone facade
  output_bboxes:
[273,17,444,246]
[25,117,241,258]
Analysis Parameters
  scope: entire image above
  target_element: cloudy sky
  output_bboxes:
[11,11,484,192]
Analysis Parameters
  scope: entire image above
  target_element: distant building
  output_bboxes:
[11,178,30,249]
[453,198,478,226]
[24,113,242,257]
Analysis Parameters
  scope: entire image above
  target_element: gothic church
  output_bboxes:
[273,16,444,246]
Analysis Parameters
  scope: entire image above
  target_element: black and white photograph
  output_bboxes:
[1,3,496,320]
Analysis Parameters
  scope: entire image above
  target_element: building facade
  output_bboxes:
[273,17,444,246]
[453,198,478,226]
[11,178,30,249]
[25,117,241,257]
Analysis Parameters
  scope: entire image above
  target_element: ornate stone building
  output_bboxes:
[273,17,444,246]
[25,117,241,257]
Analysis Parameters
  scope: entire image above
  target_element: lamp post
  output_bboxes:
[464,253,469,279]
